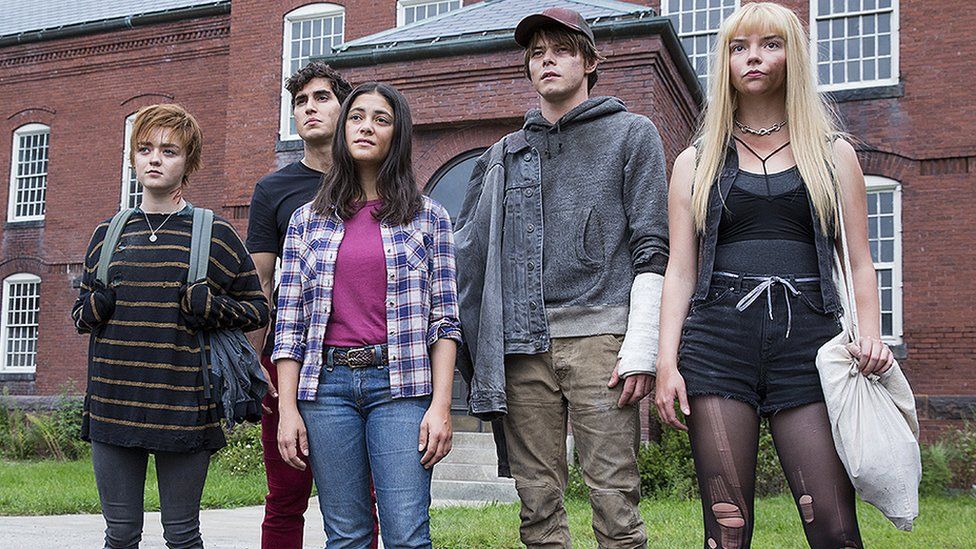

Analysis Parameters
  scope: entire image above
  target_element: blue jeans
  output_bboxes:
[299,364,433,549]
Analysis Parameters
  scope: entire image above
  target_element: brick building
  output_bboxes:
[0,0,972,439]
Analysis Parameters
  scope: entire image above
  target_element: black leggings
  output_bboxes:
[687,397,862,549]
[91,441,211,549]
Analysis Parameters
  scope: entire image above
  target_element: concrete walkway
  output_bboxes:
[0,499,479,549]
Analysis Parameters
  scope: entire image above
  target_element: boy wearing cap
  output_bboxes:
[455,7,667,548]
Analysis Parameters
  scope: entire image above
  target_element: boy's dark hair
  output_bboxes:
[312,82,422,226]
[522,26,605,91]
[285,62,353,106]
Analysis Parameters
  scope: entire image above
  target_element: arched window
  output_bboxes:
[864,175,903,343]
[8,123,50,222]
[120,114,141,210]
[424,148,485,222]
[280,3,346,140]
[1,273,40,372]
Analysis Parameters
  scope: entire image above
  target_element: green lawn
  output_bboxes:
[431,496,976,548]
[0,458,266,516]
[3,459,973,548]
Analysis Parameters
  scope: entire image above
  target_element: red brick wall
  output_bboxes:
[0,14,232,394]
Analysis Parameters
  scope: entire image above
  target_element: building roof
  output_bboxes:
[0,0,225,40]
[339,0,656,51]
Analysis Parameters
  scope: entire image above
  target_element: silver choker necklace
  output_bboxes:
[734,119,787,136]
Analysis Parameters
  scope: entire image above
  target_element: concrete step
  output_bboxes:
[440,445,498,465]
[433,462,503,482]
[430,479,518,503]
[450,431,497,449]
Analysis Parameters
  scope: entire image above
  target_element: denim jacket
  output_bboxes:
[693,143,841,314]
[454,133,527,420]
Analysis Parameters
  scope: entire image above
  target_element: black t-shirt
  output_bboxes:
[246,161,323,355]
[247,161,323,255]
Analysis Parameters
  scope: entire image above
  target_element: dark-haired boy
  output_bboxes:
[246,62,378,549]
[456,8,668,548]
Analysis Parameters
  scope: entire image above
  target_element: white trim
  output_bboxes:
[120,114,140,211]
[279,3,346,141]
[396,0,463,27]
[810,0,899,92]
[864,175,902,344]
[7,123,50,223]
[0,272,41,373]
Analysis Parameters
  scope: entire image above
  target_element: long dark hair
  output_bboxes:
[311,82,422,226]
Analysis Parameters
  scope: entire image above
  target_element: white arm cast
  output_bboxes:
[617,272,664,377]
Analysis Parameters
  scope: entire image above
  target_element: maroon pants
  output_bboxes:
[260,355,379,549]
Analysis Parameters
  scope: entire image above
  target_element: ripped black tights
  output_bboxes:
[687,396,862,549]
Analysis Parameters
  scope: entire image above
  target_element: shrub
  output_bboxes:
[0,400,43,460]
[941,422,976,493]
[920,422,976,496]
[214,422,264,477]
[565,451,589,500]
[0,391,87,460]
[637,423,698,500]
[566,414,789,501]
[920,442,954,497]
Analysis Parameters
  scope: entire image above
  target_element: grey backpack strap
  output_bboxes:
[187,207,216,399]
[96,209,136,287]
[187,208,214,284]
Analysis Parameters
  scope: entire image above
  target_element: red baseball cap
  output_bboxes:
[514,7,595,48]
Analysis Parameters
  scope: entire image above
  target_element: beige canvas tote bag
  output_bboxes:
[815,202,921,531]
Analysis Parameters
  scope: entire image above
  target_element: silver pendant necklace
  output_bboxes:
[734,119,787,136]
[142,206,181,242]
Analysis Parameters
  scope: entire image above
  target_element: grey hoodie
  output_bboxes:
[523,96,669,336]
[455,96,668,419]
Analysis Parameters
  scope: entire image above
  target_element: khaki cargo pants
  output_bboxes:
[503,335,647,548]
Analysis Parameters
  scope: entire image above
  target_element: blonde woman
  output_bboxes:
[654,3,893,547]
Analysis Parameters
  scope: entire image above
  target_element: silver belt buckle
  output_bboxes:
[346,347,373,367]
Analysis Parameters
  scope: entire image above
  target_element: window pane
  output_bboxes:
[2,279,40,371]
[880,240,894,263]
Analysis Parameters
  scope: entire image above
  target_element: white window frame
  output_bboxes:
[810,0,899,92]
[7,123,50,222]
[279,3,346,141]
[661,0,740,88]
[864,175,902,344]
[396,0,463,27]
[0,273,41,373]
[120,114,141,211]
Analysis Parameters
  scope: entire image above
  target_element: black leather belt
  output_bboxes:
[324,344,388,368]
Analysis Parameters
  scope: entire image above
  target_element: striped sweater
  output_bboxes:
[72,205,269,452]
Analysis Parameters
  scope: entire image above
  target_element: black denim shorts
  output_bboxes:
[678,272,843,416]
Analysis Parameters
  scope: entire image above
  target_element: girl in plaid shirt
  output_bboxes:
[273,82,461,548]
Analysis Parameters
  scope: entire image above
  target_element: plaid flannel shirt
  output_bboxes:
[272,196,462,401]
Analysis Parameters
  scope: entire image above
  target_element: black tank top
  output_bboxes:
[717,167,816,245]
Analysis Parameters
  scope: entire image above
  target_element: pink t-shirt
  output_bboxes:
[323,199,388,347]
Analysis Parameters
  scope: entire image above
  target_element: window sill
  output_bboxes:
[888,343,907,360]
[4,219,45,229]
[0,371,36,381]
[823,82,904,103]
